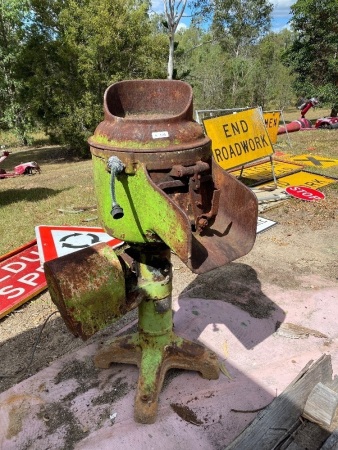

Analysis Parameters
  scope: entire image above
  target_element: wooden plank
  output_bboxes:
[284,443,304,450]
[327,376,338,393]
[320,429,338,449]
[282,421,330,450]
[303,383,338,429]
[226,355,333,450]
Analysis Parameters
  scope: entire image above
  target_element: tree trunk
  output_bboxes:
[168,34,175,79]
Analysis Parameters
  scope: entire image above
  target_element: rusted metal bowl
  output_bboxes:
[88,79,211,170]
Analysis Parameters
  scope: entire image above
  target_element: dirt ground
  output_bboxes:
[1,181,337,396]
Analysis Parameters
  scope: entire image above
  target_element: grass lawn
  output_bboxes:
[0,144,100,255]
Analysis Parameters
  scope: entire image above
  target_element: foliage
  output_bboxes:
[177,0,276,109]
[211,0,273,57]
[3,0,168,155]
[0,0,33,144]
[0,0,310,153]
[175,25,295,110]
[250,30,295,109]
[174,28,223,107]
[283,0,338,108]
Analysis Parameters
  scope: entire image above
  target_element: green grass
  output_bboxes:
[275,107,338,179]
[281,106,331,124]
[0,145,100,256]
[0,129,50,149]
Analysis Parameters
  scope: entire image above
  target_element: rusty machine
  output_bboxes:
[44,80,258,424]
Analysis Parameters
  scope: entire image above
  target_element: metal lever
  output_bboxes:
[107,156,125,219]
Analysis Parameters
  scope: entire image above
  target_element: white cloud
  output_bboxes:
[271,0,296,18]
[177,22,188,31]
[151,0,163,14]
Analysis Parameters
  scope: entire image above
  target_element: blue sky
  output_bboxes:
[271,0,295,31]
[151,0,296,32]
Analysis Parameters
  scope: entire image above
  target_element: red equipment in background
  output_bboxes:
[278,98,319,135]
[315,116,338,129]
[0,151,41,179]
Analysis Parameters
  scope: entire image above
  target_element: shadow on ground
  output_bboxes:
[0,187,70,206]
[178,262,285,348]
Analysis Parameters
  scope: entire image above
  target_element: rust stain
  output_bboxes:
[4,394,44,439]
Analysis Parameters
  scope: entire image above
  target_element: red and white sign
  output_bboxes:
[0,227,123,318]
[285,185,325,201]
[35,225,124,263]
[0,240,46,318]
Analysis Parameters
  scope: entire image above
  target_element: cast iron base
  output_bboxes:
[94,330,220,423]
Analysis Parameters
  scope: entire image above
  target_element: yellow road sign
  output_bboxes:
[281,154,338,168]
[203,108,274,170]
[262,172,337,189]
[232,161,301,183]
[263,111,281,144]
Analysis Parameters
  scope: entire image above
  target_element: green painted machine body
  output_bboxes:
[91,156,191,257]
[44,243,128,340]
[94,245,220,424]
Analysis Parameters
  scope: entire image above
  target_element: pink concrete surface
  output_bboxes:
[1,278,338,450]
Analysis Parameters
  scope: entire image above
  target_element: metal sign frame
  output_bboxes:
[273,109,291,148]
[195,107,250,125]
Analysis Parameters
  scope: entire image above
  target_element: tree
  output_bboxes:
[174,25,294,112]
[200,0,273,106]
[17,0,168,154]
[0,0,32,144]
[162,0,188,79]
[210,0,273,57]
[175,27,231,108]
[283,0,338,111]
[251,30,295,109]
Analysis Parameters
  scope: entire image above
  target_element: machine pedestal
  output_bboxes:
[95,329,219,423]
[94,245,219,423]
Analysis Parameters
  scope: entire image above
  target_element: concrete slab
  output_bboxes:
[1,279,338,450]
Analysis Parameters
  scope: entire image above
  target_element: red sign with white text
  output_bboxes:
[0,227,124,318]
[286,185,325,201]
[0,240,46,318]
